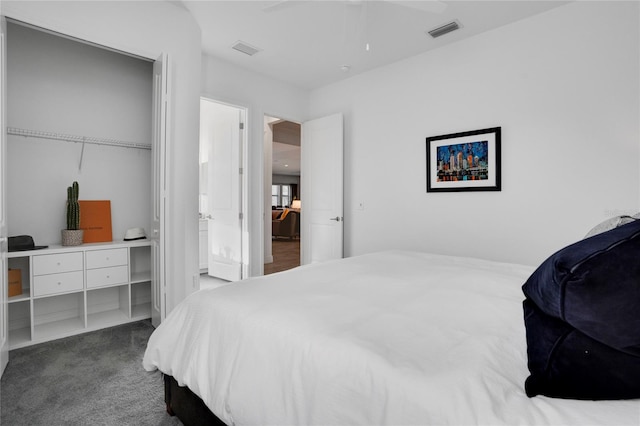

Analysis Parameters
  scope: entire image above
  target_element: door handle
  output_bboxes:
[329,216,342,222]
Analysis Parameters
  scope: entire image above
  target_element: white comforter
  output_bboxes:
[143,250,640,425]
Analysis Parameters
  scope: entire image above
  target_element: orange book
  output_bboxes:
[8,269,21,297]
[79,200,113,243]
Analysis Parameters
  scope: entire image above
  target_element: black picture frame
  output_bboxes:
[426,127,501,193]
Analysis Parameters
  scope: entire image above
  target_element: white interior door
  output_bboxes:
[301,113,344,264]
[151,53,168,328]
[0,17,9,375]
[201,99,243,281]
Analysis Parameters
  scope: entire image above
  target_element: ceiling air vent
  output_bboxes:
[232,41,261,56]
[427,21,460,39]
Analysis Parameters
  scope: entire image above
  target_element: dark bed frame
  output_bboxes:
[164,374,226,426]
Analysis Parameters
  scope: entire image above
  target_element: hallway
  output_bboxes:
[265,238,300,275]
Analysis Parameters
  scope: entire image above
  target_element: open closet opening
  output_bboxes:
[4,19,155,350]
[264,115,301,274]
[6,20,153,244]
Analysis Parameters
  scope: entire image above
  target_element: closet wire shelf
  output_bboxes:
[7,127,152,150]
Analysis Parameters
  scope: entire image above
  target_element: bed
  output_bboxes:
[143,248,640,425]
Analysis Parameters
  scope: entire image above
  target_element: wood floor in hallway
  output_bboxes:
[264,238,300,275]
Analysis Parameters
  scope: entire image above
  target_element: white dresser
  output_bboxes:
[7,240,151,349]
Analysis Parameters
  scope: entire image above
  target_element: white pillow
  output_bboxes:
[584,213,640,239]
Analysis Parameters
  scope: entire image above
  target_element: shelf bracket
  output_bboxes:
[79,139,86,171]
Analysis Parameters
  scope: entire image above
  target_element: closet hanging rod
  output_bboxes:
[7,127,151,150]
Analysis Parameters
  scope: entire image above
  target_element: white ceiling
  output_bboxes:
[273,141,301,175]
[184,0,570,176]
[181,0,570,91]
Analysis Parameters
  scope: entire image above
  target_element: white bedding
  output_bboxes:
[143,250,640,425]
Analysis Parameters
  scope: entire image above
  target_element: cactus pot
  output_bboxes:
[61,229,84,246]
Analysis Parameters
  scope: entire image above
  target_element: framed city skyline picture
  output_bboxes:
[426,127,501,193]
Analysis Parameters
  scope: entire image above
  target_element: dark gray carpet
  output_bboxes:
[1,320,182,426]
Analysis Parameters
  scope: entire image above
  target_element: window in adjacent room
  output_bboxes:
[272,184,291,208]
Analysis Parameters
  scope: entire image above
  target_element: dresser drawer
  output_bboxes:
[86,248,128,269]
[86,265,128,289]
[33,271,84,297]
[33,252,83,276]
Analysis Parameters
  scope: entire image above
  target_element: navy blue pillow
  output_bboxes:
[522,219,640,356]
[523,299,640,400]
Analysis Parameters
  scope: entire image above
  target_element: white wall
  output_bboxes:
[201,54,309,276]
[1,1,202,314]
[6,21,152,245]
[309,1,640,266]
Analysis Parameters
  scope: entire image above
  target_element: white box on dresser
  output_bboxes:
[6,240,152,349]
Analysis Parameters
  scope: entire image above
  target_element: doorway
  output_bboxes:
[264,115,301,274]
[199,98,247,283]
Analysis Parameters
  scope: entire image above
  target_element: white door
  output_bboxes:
[201,99,244,281]
[151,53,169,328]
[0,17,9,375]
[301,113,344,264]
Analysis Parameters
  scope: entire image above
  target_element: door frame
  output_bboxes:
[262,112,344,271]
[151,53,168,327]
[0,16,8,376]
[263,113,303,272]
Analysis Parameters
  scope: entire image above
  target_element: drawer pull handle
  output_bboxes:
[57,282,61,286]
[57,262,61,266]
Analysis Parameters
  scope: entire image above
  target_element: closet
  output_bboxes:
[5,20,154,349]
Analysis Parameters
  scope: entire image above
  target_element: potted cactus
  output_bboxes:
[61,181,83,246]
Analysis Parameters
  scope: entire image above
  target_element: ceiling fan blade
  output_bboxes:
[262,0,294,13]
[384,0,447,14]
[262,0,446,15]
